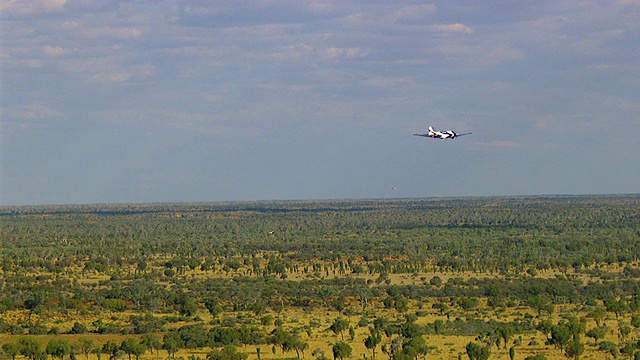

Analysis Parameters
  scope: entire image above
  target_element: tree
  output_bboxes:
[496,324,514,349]
[204,298,224,318]
[364,329,382,359]
[268,327,307,358]
[163,331,183,358]
[527,295,554,316]
[619,321,632,342]
[3,342,21,360]
[395,297,410,313]
[176,293,198,317]
[632,313,640,328]
[605,297,626,318]
[620,342,636,358]
[46,340,71,360]
[238,325,265,346]
[19,337,43,360]
[136,260,147,274]
[465,342,490,360]
[90,348,102,360]
[180,324,211,348]
[433,320,445,335]
[120,339,136,360]
[332,342,352,360]
[207,345,247,360]
[536,320,555,342]
[270,327,294,354]
[598,341,618,358]
[373,317,389,332]
[120,339,146,360]
[430,276,443,287]
[141,334,162,357]
[566,317,586,338]
[330,318,350,341]
[432,301,448,315]
[292,339,309,359]
[564,336,584,360]
[130,343,146,360]
[550,323,572,351]
[458,297,479,311]
[101,341,119,360]
[78,339,93,360]
[383,336,403,360]
[585,326,608,342]
[589,306,607,327]
[403,337,430,360]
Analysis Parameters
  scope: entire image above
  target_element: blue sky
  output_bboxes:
[1,0,639,205]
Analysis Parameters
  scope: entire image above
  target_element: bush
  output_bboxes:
[103,299,128,312]
[524,355,547,360]
[68,322,88,334]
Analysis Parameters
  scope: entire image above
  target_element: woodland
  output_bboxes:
[1,195,640,360]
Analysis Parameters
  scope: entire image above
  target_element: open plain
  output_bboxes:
[2,196,640,360]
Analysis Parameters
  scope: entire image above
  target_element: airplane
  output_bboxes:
[413,126,471,140]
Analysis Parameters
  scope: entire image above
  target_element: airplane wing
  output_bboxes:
[413,132,471,139]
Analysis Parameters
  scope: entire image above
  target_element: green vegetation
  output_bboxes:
[1,195,640,360]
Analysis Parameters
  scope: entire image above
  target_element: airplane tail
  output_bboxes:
[428,126,434,132]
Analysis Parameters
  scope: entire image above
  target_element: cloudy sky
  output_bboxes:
[1,0,639,205]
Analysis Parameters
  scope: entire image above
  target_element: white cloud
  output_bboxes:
[485,47,524,62]
[53,51,155,85]
[394,4,437,22]
[269,43,315,61]
[303,1,335,14]
[363,76,415,89]
[2,102,60,121]
[89,63,155,85]
[63,0,120,13]
[43,45,77,57]
[322,47,369,60]
[429,23,473,34]
[16,59,44,68]
[59,20,81,30]
[429,44,476,57]
[339,12,367,27]
[0,0,67,18]
[474,140,524,149]
[533,114,598,134]
[83,26,143,40]
[0,0,125,19]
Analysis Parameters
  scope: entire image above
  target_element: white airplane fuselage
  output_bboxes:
[413,126,470,140]
[427,126,458,139]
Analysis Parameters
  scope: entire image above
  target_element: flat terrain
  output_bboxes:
[2,195,640,360]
